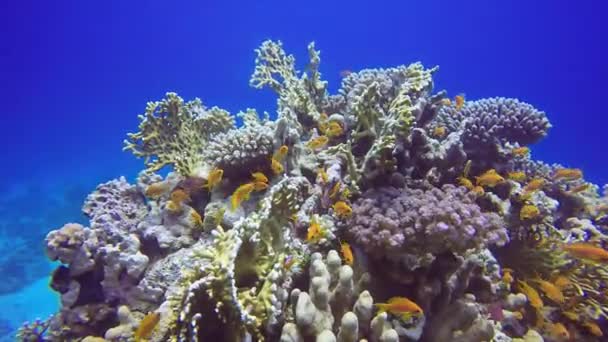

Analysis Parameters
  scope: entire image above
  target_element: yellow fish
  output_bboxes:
[251,172,269,184]
[512,146,530,157]
[457,177,474,190]
[454,94,465,110]
[340,241,354,266]
[520,204,540,220]
[329,182,341,199]
[553,275,572,290]
[271,158,284,175]
[502,268,514,285]
[317,168,329,184]
[326,121,344,137]
[553,168,583,181]
[507,171,527,182]
[530,278,564,304]
[332,201,353,218]
[170,189,191,205]
[165,200,182,213]
[306,217,325,243]
[231,183,255,211]
[471,186,485,196]
[517,280,543,309]
[433,126,447,138]
[145,182,168,199]
[545,322,569,341]
[583,321,603,337]
[203,168,223,190]
[375,297,423,318]
[273,145,289,161]
[475,169,504,187]
[134,312,160,342]
[307,135,329,150]
[523,177,545,193]
[189,210,203,226]
[252,181,268,191]
[562,242,608,262]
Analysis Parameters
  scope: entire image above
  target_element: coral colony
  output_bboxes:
[19,40,608,341]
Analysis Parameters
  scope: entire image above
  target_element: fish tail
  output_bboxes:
[374,303,388,313]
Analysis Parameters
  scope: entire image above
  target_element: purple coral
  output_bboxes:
[434,97,551,148]
[82,176,148,235]
[348,184,508,258]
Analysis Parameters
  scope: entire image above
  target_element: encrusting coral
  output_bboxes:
[26,40,608,342]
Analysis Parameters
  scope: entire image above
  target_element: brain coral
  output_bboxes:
[348,184,508,258]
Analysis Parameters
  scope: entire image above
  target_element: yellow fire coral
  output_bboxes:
[124,92,234,176]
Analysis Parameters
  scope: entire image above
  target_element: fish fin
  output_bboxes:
[374,303,387,313]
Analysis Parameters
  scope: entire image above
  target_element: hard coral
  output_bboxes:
[349,183,508,259]
[124,92,234,176]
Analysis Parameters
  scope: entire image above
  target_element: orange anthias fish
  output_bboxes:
[512,146,530,157]
[189,210,203,226]
[520,204,540,220]
[507,171,527,183]
[545,322,570,341]
[340,241,354,266]
[583,321,603,337]
[134,312,160,342]
[231,183,255,211]
[471,186,485,196]
[171,189,191,205]
[145,182,168,198]
[306,217,326,243]
[530,278,565,304]
[433,126,447,138]
[562,242,608,262]
[457,177,474,190]
[475,169,505,187]
[252,182,268,191]
[375,297,423,318]
[271,158,284,175]
[307,136,329,150]
[523,177,546,193]
[251,172,269,184]
[517,280,544,309]
[553,168,583,181]
[326,121,344,137]
[454,94,465,110]
[273,145,289,161]
[332,201,353,218]
[203,168,224,190]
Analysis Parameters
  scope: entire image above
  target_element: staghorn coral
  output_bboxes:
[124,92,234,175]
[348,183,508,261]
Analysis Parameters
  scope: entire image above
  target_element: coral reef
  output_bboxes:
[25,40,608,342]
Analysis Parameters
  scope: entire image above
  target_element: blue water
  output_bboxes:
[1,0,607,338]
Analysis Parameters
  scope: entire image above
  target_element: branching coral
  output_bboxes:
[124,92,234,175]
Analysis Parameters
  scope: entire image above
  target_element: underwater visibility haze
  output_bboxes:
[2,0,608,341]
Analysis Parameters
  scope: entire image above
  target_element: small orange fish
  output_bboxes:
[340,70,353,78]
[568,183,590,194]
[307,136,329,150]
[553,168,583,181]
[251,172,269,184]
[165,200,182,213]
[530,278,564,304]
[471,186,485,196]
[317,168,329,184]
[502,268,514,284]
[520,204,540,220]
[340,241,354,266]
[252,181,269,191]
[523,177,545,193]
[562,242,608,262]
[517,280,543,309]
[273,145,289,161]
[457,177,474,190]
[553,275,572,290]
[512,146,530,157]
[583,321,603,337]
[545,322,569,340]
[306,217,325,243]
[433,126,447,138]
[170,189,191,205]
[332,201,353,218]
[442,98,452,106]
[189,210,203,226]
[134,312,160,342]
[375,297,423,317]
[326,121,343,137]
[454,94,465,110]
[203,168,223,190]
[145,182,168,198]
[507,171,527,182]
[475,169,504,187]
[271,158,284,175]
[231,183,255,211]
